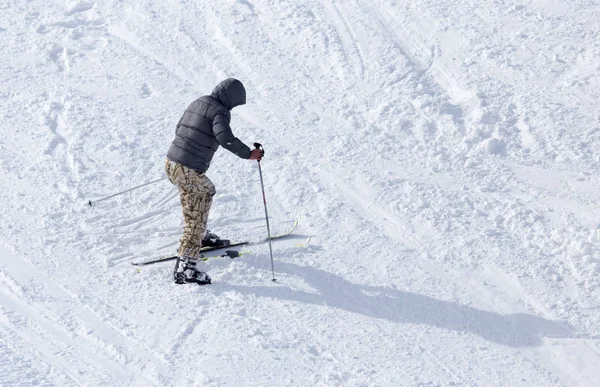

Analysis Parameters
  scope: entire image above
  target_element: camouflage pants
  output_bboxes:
[165,159,216,259]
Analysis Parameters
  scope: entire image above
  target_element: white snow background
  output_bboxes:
[1,0,600,385]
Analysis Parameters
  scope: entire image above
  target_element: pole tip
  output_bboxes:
[272,278,277,282]
[88,200,92,207]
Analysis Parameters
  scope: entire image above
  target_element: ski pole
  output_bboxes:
[254,143,276,282]
[88,177,168,207]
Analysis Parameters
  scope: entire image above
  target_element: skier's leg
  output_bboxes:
[166,160,214,284]
[164,158,175,183]
[175,165,216,259]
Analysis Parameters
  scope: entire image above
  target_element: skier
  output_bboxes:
[165,78,263,285]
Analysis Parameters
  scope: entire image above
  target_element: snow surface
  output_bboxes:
[1,0,600,385]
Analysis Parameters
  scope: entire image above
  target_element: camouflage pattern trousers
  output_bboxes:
[165,159,216,259]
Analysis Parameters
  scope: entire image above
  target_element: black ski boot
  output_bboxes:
[173,256,212,285]
[202,230,230,248]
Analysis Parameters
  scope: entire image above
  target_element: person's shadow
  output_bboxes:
[215,260,573,347]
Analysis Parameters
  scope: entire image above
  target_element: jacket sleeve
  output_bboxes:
[212,114,252,159]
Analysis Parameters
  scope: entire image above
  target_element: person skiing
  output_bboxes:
[165,78,263,285]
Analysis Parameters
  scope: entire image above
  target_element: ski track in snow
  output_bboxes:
[1,0,600,385]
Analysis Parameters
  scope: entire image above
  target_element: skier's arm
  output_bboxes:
[213,114,252,159]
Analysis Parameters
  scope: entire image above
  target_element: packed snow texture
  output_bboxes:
[1,0,600,385]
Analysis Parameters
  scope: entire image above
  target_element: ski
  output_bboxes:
[201,250,250,261]
[130,221,298,266]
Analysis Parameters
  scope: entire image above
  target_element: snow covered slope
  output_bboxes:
[1,0,600,385]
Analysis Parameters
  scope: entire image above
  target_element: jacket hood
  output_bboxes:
[211,78,246,110]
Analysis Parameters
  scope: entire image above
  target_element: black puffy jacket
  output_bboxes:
[167,78,252,172]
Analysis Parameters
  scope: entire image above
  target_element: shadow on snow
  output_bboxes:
[216,260,572,348]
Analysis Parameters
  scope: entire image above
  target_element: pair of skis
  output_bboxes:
[131,221,298,266]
